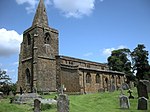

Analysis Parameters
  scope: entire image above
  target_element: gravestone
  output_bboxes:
[57,94,69,112]
[13,93,41,104]
[109,84,115,92]
[142,80,150,93]
[137,81,148,99]
[122,83,129,90]
[137,97,148,110]
[9,91,14,97]
[34,99,41,112]
[119,95,130,109]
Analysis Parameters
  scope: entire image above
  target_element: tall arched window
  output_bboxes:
[44,33,50,44]
[86,73,91,83]
[27,34,31,45]
[105,77,108,84]
[118,76,121,84]
[26,68,31,84]
[96,73,100,83]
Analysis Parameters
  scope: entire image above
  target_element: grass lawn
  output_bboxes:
[0,88,149,112]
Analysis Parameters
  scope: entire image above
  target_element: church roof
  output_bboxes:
[32,0,49,27]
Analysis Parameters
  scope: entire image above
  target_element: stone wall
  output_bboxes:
[60,67,80,92]
[37,58,56,92]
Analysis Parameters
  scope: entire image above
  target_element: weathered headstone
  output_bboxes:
[13,93,41,104]
[57,94,69,112]
[119,95,130,109]
[9,91,14,97]
[142,80,150,93]
[137,81,148,99]
[137,97,148,110]
[109,84,115,92]
[122,83,129,90]
[34,99,41,112]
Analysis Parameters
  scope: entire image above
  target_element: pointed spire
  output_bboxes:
[32,0,49,27]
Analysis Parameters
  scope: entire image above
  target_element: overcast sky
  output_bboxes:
[0,0,150,83]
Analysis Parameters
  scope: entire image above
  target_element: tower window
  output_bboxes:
[26,68,31,84]
[86,73,91,83]
[44,33,50,44]
[27,34,31,45]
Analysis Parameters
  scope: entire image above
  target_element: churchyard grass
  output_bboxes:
[69,89,150,112]
[0,88,149,112]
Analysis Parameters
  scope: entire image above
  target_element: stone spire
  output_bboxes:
[32,0,49,27]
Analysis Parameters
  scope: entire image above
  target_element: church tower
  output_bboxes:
[17,0,59,92]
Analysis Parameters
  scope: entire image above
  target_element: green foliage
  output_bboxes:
[107,48,134,83]
[0,69,17,95]
[0,83,17,95]
[131,44,150,80]
[41,103,56,111]
[0,69,11,84]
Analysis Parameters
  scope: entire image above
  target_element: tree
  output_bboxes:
[107,48,134,83]
[0,69,10,85]
[0,69,11,95]
[131,44,150,80]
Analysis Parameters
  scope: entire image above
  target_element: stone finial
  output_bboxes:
[32,0,49,27]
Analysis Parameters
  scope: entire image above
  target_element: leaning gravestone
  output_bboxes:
[137,97,148,110]
[34,99,41,112]
[119,95,130,109]
[57,94,69,112]
[137,81,148,99]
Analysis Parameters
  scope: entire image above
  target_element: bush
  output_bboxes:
[41,103,56,111]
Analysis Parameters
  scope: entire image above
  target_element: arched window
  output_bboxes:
[27,34,31,45]
[44,33,50,44]
[96,73,100,83]
[111,75,115,83]
[86,73,91,83]
[118,76,121,84]
[26,68,31,84]
[105,77,108,84]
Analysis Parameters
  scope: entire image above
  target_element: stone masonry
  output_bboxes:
[17,0,126,93]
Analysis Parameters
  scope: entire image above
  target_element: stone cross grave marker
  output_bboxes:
[137,97,148,110]
[57,94,69,112]
[127,89,134,99]
[60,84,66,94]
[119,95,130,109]
[34,99,41,112]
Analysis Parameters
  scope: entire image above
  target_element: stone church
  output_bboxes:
[17,0,126,94]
